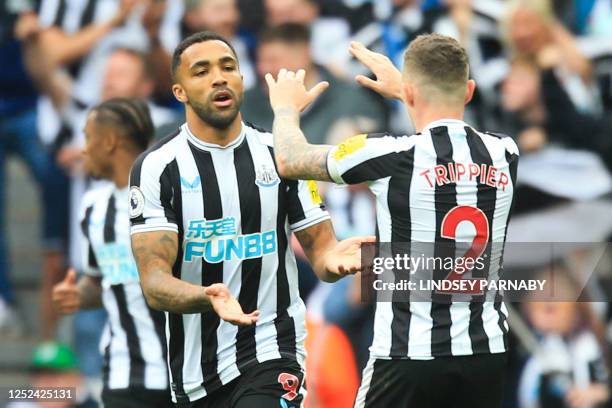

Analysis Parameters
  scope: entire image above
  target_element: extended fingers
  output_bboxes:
[307,81,329,100]
[264,73,275,88]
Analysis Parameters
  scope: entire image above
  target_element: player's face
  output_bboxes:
[174,40,244,130]
[83,112,112,179]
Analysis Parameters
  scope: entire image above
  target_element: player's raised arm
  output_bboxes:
[349,41,405,101]
[294,221,376,283]
[265,69,333,181]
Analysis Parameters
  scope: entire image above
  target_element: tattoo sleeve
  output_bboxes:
[131,231,212,314]
[273,107,333,181]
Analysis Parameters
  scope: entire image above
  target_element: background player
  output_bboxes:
[52,98,171,407]
[129,31,373,407]
[266,33,519,408]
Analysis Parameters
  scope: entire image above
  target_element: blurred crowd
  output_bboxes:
[0,0,611,407]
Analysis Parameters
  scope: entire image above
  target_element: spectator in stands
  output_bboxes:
[264,0,352,73]
[518,267,610,408]
[148,0,256,94]
[501,57,612,165]
[242,23,385,144]
[503,0,599,114]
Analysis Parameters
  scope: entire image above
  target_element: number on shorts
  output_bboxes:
[278,372,300,401]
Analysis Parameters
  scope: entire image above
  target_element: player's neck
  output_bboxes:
[412,106,466,133]
[186,110,243,146]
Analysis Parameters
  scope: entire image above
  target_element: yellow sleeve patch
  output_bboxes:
[307,180,322,205]
[333,134,367,161]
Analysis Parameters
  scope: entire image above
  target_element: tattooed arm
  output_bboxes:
[131,231,259,324]
[272,107,333,181]
[266,69,334,181]
[295,221,376,283]
[132,230,209,313]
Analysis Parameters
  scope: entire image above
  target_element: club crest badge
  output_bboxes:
[255,165,280,188]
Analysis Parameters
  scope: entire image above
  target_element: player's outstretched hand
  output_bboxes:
[52,268,80,314]
[205,284,260,326]
[265,69,329,113]
[325,236,377,278]
[349,41,404,101]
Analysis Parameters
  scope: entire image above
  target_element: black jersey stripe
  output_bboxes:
[111,285,146,388]
[189,146,224,392]
[465,127,495,354]
[81,205,98,269]
[286,179,305,226]
[272,151,296,360]
[234,141,262,371]
[389,148,415,357]
[79,0,96,28]
[52,0,67,27]
[430,126,456,357]
[103,194,116,243]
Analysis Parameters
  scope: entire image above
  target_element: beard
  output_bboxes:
[189,90,243,130]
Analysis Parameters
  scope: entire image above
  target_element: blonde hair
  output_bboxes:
[501,0,555,56]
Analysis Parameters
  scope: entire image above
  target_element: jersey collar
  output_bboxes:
[423,119,469,133]
[183,122,246,151]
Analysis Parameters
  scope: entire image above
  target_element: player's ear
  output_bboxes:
[464,79,476,105]
[172,83,188,103]
[105,129,120,153]
[402,82,415,108]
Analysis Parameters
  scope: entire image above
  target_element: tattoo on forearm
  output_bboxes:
[273,107,332,181]
[131,231,210,313]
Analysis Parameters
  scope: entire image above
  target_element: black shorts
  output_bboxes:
[101,387,171,408]
[355,353,507,408]
[180,358,306,408]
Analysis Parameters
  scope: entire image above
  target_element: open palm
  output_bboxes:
[205,284,259,326]
[325,236,377,277]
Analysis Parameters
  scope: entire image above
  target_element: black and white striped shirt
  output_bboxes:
[80,184,168,391]
[327,119,519,359]
[129,123,330,403]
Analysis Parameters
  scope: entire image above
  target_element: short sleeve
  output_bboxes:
[286,179,331,232]
[129,152,178,234]
[327,133,417,184]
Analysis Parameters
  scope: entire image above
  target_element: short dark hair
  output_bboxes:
[258,23,311,46]
[111,47,155,80]
[403,33,469,101]
[91,98,154,153]
[171,31,238,81]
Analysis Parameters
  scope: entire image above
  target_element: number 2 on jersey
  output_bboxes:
[437,205,489,295]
